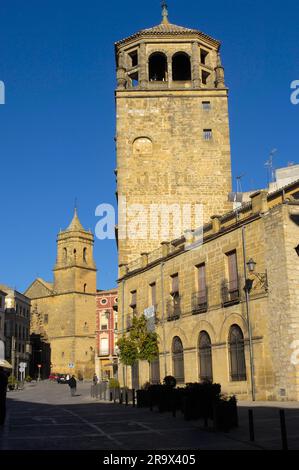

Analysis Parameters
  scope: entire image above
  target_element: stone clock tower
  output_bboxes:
[115,5,232,266]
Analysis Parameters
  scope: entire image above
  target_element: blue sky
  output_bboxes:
[0,0,298,292]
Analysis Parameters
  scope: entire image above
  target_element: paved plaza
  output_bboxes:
[0,381,298,450]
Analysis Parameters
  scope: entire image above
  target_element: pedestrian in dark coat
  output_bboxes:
[93,374,98,386]
[68,375,77,396]
[0,367,8,425]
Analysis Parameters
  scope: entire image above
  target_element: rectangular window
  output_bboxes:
[130,290,137,316]
[197,263,207,296]
[150,282,156,306]
[101,313,108,330]
[203,129,212,141]
[223,250,240,304]
[171,274,179,296]
[44,314,48,324]
[130,291,137,307]
[227,250,238,291]
[202,101,211,110]
[100,338,109,356]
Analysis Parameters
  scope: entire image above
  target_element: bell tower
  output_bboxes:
[53,208,97,294]
[115,4,232,266]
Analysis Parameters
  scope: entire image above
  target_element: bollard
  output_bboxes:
[119,390,123,405]
[125,390,128,406]
[110,391,113,402]
[248,409,255,442]
[279,409,288,451]
[132,389,136,407]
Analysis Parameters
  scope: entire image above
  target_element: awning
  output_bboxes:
[0,359,13,369]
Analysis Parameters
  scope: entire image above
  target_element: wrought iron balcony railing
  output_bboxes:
[192,289,208,314]
[221,279,241,307]
[167,295,181,321]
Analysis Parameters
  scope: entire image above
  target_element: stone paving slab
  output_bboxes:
[1,381,298,451]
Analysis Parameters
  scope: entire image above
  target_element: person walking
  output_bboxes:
[93,374,98,386]
[68,375,77,397]
[0,367,9,426]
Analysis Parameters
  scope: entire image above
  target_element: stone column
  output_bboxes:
[139,42,147,89]
[191,42,201,88]
[116,51,127,89]
[215,53,226,89]
[167,53,172,89]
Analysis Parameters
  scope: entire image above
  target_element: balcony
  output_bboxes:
[167,295,181,321]
[192,289,208,314]
[221,279,241,307]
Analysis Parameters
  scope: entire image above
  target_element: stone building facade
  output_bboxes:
[118,182,299,401]
[25,209,97,379]
[0,289,7,364]
[0,285,31,378]
[95,289,118,380]
[115,8,232,267]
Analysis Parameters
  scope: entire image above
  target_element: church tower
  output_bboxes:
[25,209,97,378]
[53,208,97,294]
[115,5,232,266]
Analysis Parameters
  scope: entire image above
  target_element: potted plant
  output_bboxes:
[8,375,17,391]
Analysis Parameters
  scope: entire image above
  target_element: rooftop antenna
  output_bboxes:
[236,173,245,194]
[265,148,277,186]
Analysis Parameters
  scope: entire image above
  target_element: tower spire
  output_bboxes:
[161,1,169,24]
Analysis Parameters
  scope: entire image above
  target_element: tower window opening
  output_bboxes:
[149,53,167,82]
[202,70,210,85]
[83,283,87,293]
[129,50,138,67]
[129,71,139,87]
[200,49,209,65]
[203,129,213,141]
[172,53,191,81]
[202,101,211,110]
[83,247,87,263]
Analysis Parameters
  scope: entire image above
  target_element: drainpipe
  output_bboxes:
[160,262,167,377]
[121,278,126,387]
[242,225,256,401]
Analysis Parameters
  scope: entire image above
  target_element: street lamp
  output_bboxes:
[246,258,268,291]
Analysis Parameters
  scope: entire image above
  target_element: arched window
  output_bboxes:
[83,283,87,293]
[172,336,184,383]
[83,247,87,263]
[63,248,67,262]
[198,331,213,382]
[149,53,167,82]
[172,53,191,81]
[229,325,246,381]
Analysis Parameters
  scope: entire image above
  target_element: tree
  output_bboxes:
[117,315,159,366]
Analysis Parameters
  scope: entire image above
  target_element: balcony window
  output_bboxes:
[222,250,240,306]
[192,264,208,313]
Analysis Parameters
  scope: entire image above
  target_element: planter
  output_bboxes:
[136,390,151,408]
[213,397,238,432]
